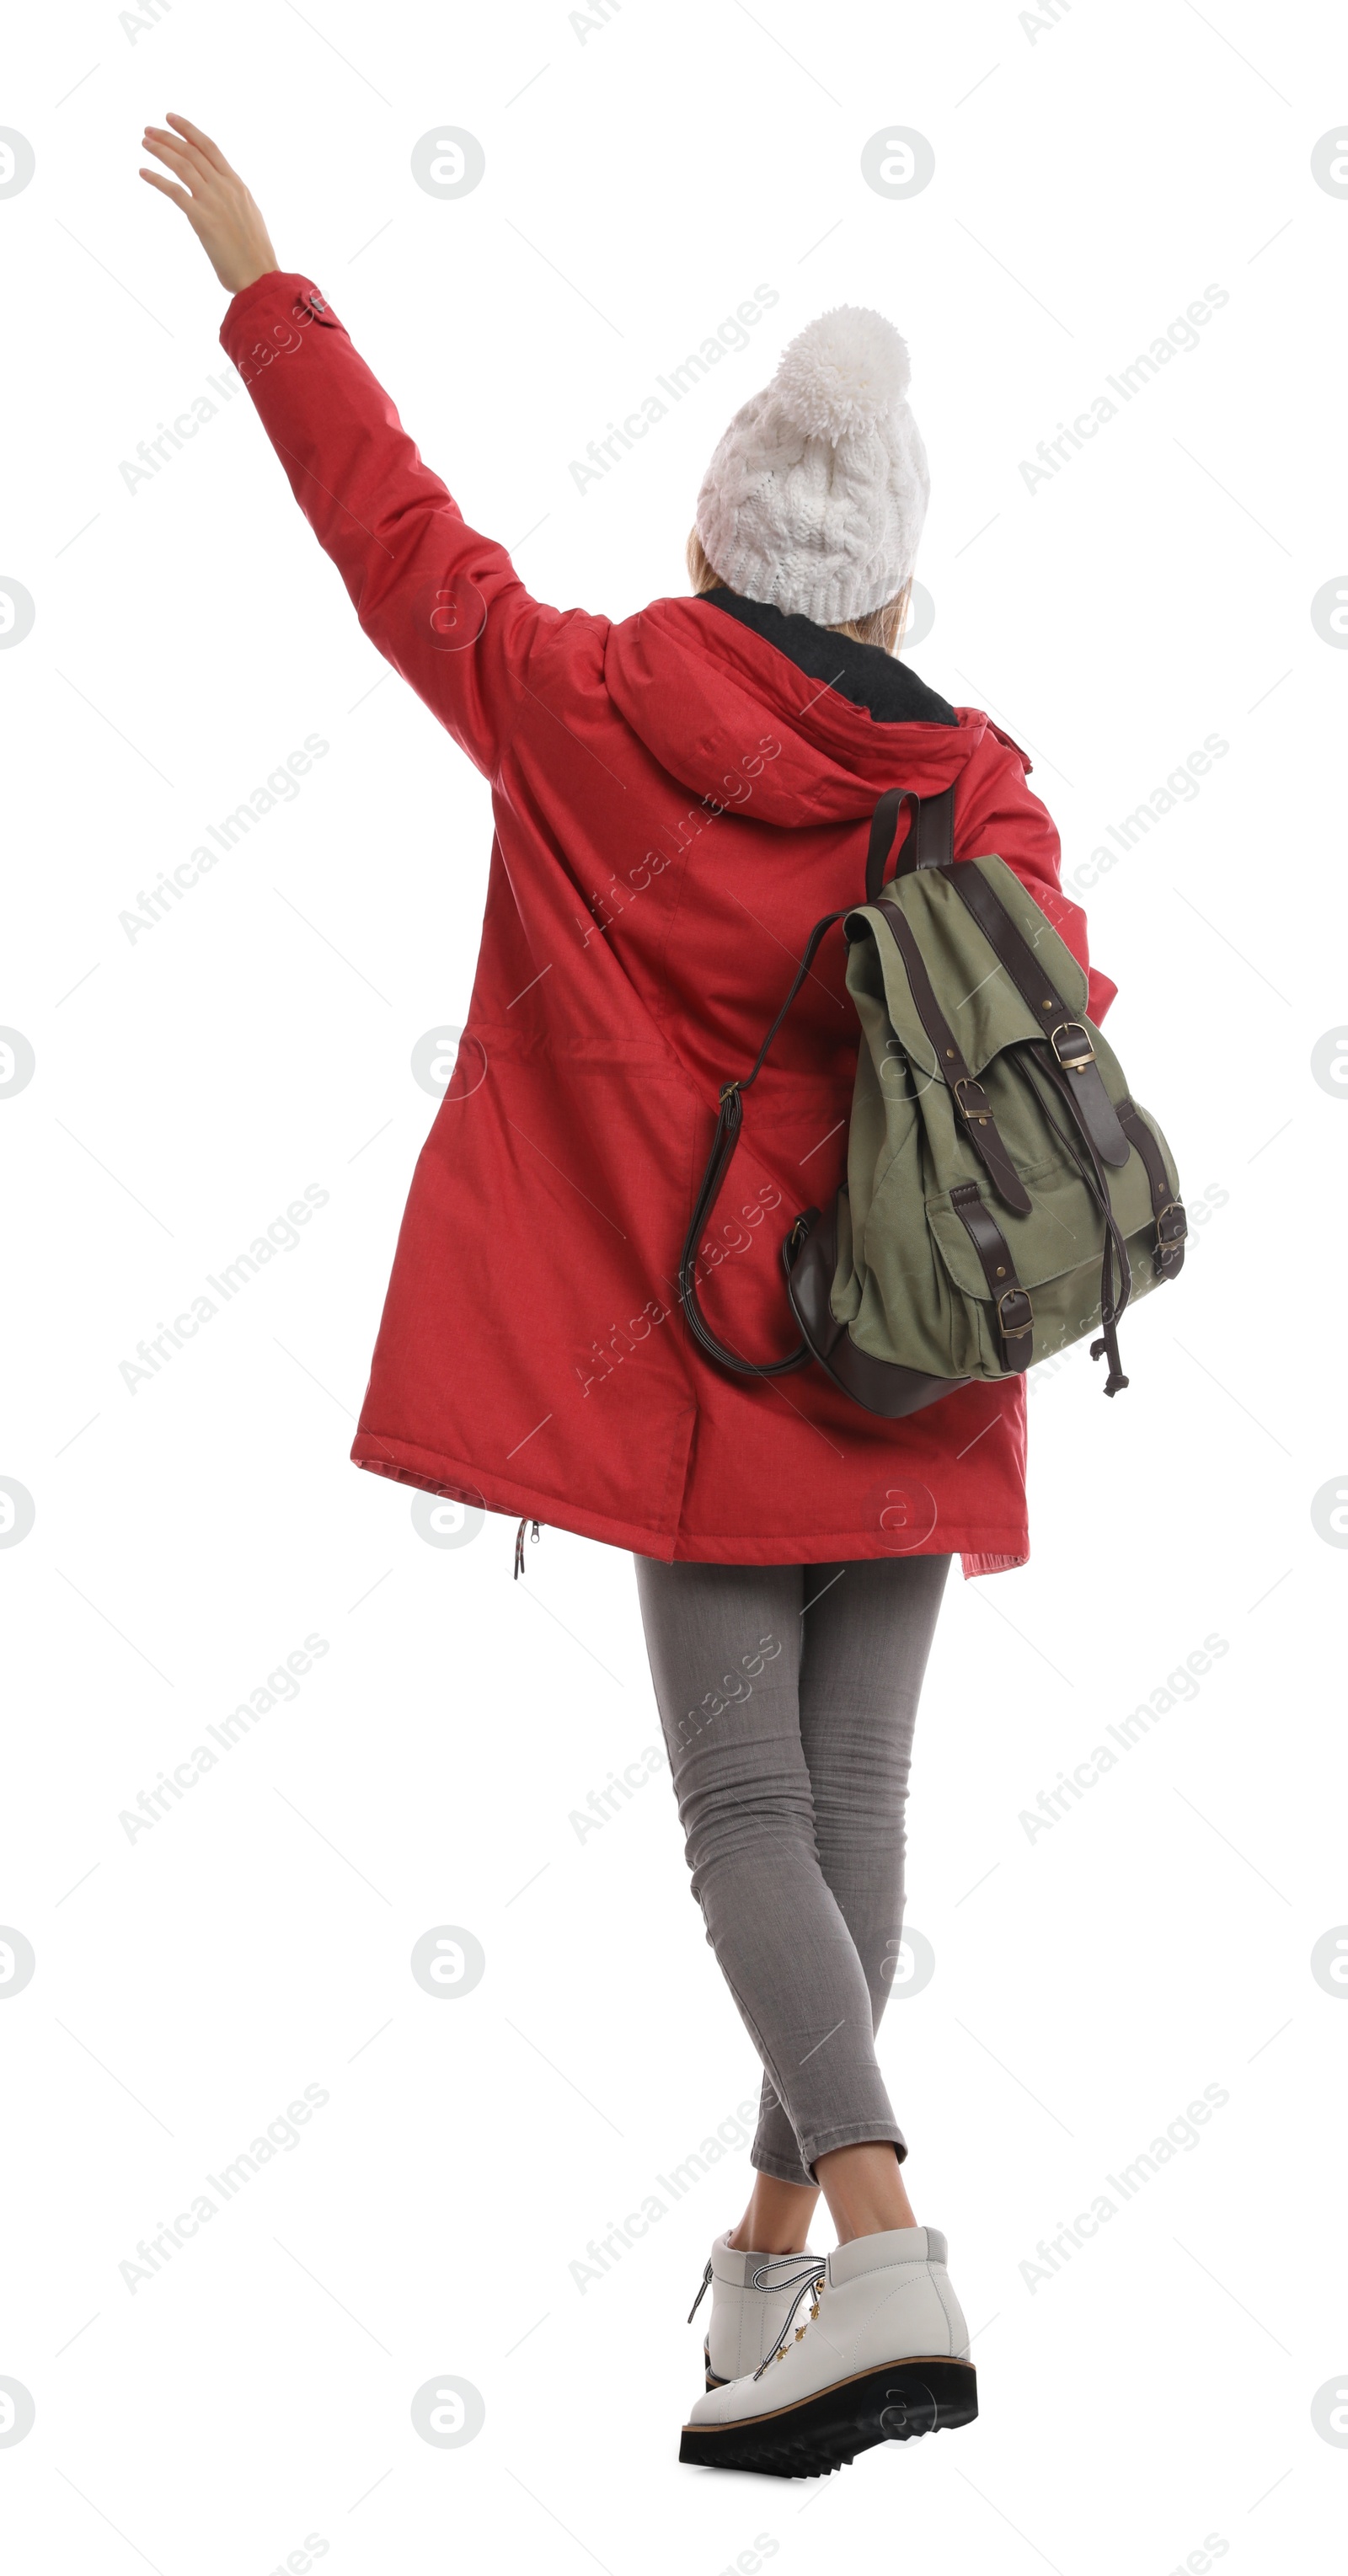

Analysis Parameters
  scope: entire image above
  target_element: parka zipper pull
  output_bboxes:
[513,1518,541,1579]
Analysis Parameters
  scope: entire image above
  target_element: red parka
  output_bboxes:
[220,274,1117,1576]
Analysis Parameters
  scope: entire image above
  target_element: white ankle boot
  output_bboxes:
[687,2229,825,2389]
[681,2225,977,2477]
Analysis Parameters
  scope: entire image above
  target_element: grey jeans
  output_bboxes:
[634,1552,950,2187]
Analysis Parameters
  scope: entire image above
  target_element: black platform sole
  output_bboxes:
[680,2356,976,2478]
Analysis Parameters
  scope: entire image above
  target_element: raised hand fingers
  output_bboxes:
[164,112,235,178]
[137,167,195,211]
[136,111,278,289]
[142,126,211,187]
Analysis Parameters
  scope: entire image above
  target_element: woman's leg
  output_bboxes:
[728,2170,819,2257]
[798,1554,949,2025]
[795,1553,951,2240]
[634,1555,908,2228]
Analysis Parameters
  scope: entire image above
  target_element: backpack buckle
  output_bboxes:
[952,1074,992,1125]
[1050,1021,1095,1072]
[1155,1199,1187,1272]
[994,1288,1040,1370]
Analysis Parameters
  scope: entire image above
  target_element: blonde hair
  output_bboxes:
[686,526,912,657]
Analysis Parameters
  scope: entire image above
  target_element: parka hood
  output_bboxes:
[605,588,1003,827]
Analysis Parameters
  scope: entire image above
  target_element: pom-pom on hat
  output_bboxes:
[693,305,929,627]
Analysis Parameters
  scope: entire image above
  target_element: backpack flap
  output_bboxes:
[848,856,1089,1082]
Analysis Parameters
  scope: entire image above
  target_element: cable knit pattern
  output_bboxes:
[694,306,930,624]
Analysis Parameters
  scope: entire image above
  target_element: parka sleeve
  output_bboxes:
[957,719,1118,1026]
[218,270,589,783]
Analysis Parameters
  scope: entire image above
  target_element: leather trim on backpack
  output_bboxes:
[782,1203,970,1419]
[948,1185,1034,1372]
[1115,1099,1188,1279]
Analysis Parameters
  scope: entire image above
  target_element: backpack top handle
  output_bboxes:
[864,783,955,901]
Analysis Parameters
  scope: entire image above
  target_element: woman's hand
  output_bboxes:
[139,113,279,296]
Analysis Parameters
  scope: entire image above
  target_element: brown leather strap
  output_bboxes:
[677,901,850,1378]
[938,861,1131,1170]
[1116,1098,1187,1278]
[864,785,955,902]
[949,1183,1034,1371]
[905,785,955,871]
[677,1067,813,1379]
[1020,1045,1136,1397]
[875,899,1032,1216]
[679,777,961,1382]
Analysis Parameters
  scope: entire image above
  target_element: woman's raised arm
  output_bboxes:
[138,113,578,782]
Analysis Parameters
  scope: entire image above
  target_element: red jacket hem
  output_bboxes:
[351,1430,1027,1575]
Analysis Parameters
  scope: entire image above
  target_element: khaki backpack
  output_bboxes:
[679,784,1186,1415]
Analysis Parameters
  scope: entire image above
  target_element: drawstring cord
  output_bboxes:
[1026,1047,1133,1398]
[1089,1218,1131,1396]
[513,1518,540,1579]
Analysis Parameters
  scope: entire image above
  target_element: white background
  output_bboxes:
[3,3,1346,2570]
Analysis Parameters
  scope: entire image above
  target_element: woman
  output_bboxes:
[141,114,1115,2479]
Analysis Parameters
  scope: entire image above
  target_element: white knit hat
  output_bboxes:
[693,305,929,626]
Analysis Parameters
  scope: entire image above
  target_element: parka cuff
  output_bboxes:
[219,269,340,359]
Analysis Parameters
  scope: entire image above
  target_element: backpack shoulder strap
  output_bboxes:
[678,783,960,1380]
[874,898,1032,1217]
[677,904,845,1378]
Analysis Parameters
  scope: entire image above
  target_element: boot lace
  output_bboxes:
[686,2247,821,2328]
[751,2266,826,2380]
